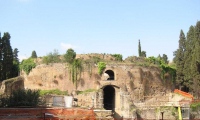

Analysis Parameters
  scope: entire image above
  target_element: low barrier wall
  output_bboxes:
[0,108,96,120]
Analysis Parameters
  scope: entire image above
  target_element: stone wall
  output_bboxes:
[20,62,175,119]
[0,76,24,95]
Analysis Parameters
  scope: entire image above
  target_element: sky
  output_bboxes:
[1,0,200,61]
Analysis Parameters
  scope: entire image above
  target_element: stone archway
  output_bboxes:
[103,85,115,110]
[105,70,115,80]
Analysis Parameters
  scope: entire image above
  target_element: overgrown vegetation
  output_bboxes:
[20,58,36,75]
[42,49,61,64]
[77,89,96,94]
[64,49,83,89]
[97,62,106,75]
[146,56,176,82]
[190,101,200,111]
[39,89,68,96]
[111,54,123,61]
[0,89,40,107]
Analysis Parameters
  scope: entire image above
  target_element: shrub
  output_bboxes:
[0,89,40,107]
[39,89,68,96]
[20,58,36,75]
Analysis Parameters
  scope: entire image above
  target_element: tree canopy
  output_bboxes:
[64,48,76,64]
[0,32,19,81]
[174,21,200,97]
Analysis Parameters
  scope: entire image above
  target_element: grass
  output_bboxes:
[39,89,68,96]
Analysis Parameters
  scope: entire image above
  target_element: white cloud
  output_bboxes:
[60,43,78,50]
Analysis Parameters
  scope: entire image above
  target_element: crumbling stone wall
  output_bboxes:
[0,76,24,95]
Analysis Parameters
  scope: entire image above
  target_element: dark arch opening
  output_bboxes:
[103,85,115,110]
[105,70,115,80]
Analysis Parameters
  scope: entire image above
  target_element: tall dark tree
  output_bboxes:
[183,26,195,91]
[12,48,19,77]
[192,21,200,96]
[162,54,169,64]
[13,48,19,62]
[31,50,37,58]
[138,39,142,57]
[174,30,186,90]
[1,32,13,80]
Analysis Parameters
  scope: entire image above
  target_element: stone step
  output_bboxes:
[94,109,114,119]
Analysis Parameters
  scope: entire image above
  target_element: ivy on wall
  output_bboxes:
[97,62,106,75]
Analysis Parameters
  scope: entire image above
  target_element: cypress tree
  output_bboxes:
[138,40,141,57]
[31,50,37,58]
[175,30,186,90]
[1,32,13,80]
[183,26,195,91]
[192,21,200,96]
[13,48,19,77]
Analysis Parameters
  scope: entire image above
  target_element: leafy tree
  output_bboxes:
[20,58,36,75]
[31,50,37,58]
[141,51,146,57]
[138,39,142,57]
[162,54,169,64]
[64,48,76,64]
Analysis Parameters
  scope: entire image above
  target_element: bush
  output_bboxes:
[20,58,36,75]
[42,49,61,64]
[0,89,40,107]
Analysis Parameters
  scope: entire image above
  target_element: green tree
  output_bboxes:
[12,48,19,77]
[138,39,142,57]
[31,50,37,58]
[64,48,76,64]
[162,54,169,64]
[174,30,186,90]
[20,58,36,75]
[1,32,13,80]
[13,48,19,62]
[42,49,61,64]
[183,26,195,91]
[192,21,200,96]
[141,51,146,57]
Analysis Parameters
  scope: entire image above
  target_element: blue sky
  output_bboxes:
[1,0,200,61]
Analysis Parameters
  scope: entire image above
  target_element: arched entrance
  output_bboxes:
[103,85,115,110]
[105,70,114,80]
